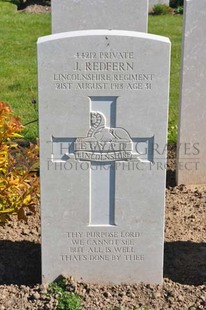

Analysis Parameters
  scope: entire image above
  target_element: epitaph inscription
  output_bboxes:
[61,231,144,262]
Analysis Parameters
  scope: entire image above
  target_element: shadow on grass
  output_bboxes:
[166,169,176,188]
[0,240,41,285]
[164,241,206,285]
[166,143,176,188]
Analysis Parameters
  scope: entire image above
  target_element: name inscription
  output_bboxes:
[53,50,154,91]
[60,231,144,262]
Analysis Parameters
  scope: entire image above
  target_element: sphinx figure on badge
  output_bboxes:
[83,112,131,142]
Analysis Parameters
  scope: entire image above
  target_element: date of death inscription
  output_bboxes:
[60,231,144,262]
[53,51,154,91]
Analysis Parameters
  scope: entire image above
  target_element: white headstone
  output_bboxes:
[38,30,170,284]
[51,0,148,33]
[177,0,206,185]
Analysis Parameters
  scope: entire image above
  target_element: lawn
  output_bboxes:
[0,1,51,139]
[0,2,183,142]
[148,14,183,142]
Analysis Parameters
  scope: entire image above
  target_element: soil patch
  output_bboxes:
[0,146,205,309]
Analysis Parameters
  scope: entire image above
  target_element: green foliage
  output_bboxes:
[1,0,22,6]
[170,0,184,8]
[1,0,50,9]
[48,278,81,310]
[152,4,173,15]
[0,101,39,223]
[175,6,184,14]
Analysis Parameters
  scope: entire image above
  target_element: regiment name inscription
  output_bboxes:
[53,50,154,91]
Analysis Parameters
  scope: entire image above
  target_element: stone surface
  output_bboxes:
[38,30,170,284]
[149,0,169,11]
[177,0,206,185]
[51,0,148,33]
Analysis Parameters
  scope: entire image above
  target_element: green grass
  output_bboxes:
[0,2,183,142]
[149,15,183,142]
[0,1,50,139]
